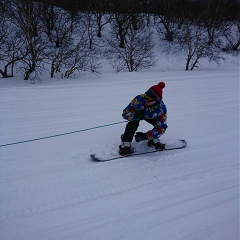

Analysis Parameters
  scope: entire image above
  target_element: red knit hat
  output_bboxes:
[145,82,165,100]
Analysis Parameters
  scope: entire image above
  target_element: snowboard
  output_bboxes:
[90,139,187,162]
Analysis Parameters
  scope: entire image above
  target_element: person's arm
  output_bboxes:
[122,95,145,121]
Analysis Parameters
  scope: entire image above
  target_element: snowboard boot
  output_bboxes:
[135,132,148,142]
[119,141,132,156]
[154,141,165,151]
[148,139,165,151]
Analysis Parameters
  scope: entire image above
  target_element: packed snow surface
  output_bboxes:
[0,61,239,239]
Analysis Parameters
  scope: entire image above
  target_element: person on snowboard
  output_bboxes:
[119,82,168,156]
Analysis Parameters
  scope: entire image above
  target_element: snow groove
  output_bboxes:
[0,143,237,221]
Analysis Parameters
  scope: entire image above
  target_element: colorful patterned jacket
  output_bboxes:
[122,94,167,140]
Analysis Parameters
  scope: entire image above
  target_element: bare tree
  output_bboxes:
[41,7,77,78]
[0,0,29,78]
[109,0,145,48]
[0,30,28,78]
[10,0,46,80]
[88,0,112,38]
[82,12,96,50]
[38,0,55,36]
[64,47,101,78]
[198,0,228,46]
[106,18,155,72]
[172,19,224,70]
[48,34,74,78]
[63,21,101,78]
[154,0,178,42]
[221,9,240,52]
[112,12,132,48]
[0,1,13,77]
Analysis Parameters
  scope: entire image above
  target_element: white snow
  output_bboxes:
[0,57,239,240]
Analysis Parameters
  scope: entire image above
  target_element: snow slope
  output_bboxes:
[0,61,239,240]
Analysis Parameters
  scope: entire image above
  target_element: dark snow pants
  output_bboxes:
[121,119,157,142]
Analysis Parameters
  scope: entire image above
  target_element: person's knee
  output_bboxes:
[127,121,139,131]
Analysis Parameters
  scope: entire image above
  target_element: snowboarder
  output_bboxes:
[119,82,168,156]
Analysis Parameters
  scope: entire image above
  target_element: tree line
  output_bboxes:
[0,0,239,80]
[41,0,239,20]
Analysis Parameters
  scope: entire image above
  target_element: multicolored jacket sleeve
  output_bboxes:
[122,95,145,121]
[147,109,167,140]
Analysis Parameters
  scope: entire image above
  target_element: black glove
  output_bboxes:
[135,132,148,142]
[130,111,144,122]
